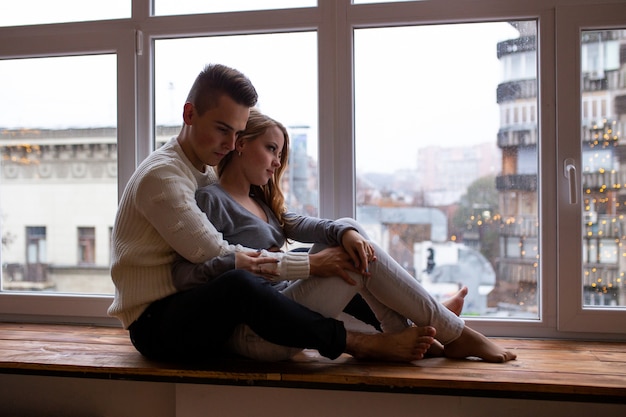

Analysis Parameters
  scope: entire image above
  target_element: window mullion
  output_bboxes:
[318,0,355,220]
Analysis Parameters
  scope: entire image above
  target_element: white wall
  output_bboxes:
[0,374,174,417]
[1,374,625,417]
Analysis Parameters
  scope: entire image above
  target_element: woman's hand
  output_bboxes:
[308,246,358,285]
[340,229,376,275]
[234,251,279,279]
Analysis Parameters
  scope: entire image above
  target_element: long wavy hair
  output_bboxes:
[217,108,291,227]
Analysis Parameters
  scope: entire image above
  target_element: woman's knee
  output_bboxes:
[336,217,359,228]
[336,217,369,237]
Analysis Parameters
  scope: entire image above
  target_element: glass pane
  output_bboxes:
[154,32,319,216]
[580,29,626,309]
[355,21,539,318]
[0,55,117,294]
[153,0,315,16]
[0,0,130,27]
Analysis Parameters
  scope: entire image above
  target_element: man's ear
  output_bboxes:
[182,102,195,125]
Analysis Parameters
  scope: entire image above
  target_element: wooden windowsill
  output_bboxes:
[0,322,625,403]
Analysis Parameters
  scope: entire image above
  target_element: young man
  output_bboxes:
[108,63,436,363]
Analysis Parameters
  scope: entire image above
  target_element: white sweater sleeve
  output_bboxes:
[136,163,310,279]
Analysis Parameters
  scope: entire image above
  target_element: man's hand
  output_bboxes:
[308,246,359,285]
[235,251,279,279]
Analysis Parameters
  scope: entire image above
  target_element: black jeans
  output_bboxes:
[129,269,347,362]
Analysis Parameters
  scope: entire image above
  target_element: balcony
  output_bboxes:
[581,119,619,144]
[582,170,626,191]
[584,214,624,238]
[2,262,54,290]
[496,79,537,103]
[497,126,537,148]
[496,36,536,58]
[497,259,538,284]
[496,174,537,191]
[499,215,538,238]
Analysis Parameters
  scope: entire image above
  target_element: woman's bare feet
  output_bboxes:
[442,286,468,316]
[426,339,445,357]
[346,326,436,362]
[444,326,517,363]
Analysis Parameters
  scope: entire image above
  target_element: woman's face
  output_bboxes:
[239,125,285,186]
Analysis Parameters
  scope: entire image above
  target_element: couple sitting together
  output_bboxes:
[108,63,516,365]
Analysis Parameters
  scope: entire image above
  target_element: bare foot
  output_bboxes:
[444,326,517,363]
[346,326,436,362]
[442,286,468,316]
[426,339,445,357]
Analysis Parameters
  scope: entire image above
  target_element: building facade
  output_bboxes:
[495,24,626,307]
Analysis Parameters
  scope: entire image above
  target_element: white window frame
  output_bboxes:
[0,0,624,340]
[556,1,626,334]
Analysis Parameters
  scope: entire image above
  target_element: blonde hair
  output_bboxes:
[218,108,290,227]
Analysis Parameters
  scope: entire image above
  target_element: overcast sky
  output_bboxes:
[0,1,521,172]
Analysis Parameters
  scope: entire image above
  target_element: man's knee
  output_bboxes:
[227,325,302,362]
[217,270,270,297]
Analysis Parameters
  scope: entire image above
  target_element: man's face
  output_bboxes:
[183,94,250,170]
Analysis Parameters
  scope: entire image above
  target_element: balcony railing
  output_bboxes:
[496,79,537,103]
[496,36,536,58]
[499,215,538,238]
[584,214,624,238]
[497,127,537,148]
[496,174,537,191]
[497,259,538,284]
[582,170,626,191]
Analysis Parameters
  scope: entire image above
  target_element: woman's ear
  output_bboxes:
[235,139,246,153]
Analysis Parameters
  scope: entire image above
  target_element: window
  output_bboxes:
[0,0,130,27]
[78,227,96,265]
[154,31,319,215]
[25,226,47,288]
[0,0,625,339]
[0,55,118,296]
[557,4,626,333]
[579,30,624,309]
[153,0,315,16]
[355,22,538,318]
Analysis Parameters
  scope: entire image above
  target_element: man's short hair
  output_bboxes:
[186,64,258,115]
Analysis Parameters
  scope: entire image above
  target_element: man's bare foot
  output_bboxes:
[346,326,436,362]
[444,326,517,363]
[442,286,468,316]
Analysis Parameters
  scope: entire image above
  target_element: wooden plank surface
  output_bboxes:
[0,322,625,403]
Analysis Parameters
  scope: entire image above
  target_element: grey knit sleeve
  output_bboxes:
[171,253,236,291]
[283,213,356,246]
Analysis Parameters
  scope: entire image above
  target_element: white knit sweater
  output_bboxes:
[107,138,310,328]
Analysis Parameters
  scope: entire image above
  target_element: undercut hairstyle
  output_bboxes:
[186,64,258,115]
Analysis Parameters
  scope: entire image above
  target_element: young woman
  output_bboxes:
[172,109,517,363]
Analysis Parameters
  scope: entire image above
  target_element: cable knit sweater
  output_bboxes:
[107,137,310,329]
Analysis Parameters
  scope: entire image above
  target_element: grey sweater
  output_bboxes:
[171,184,354,291]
